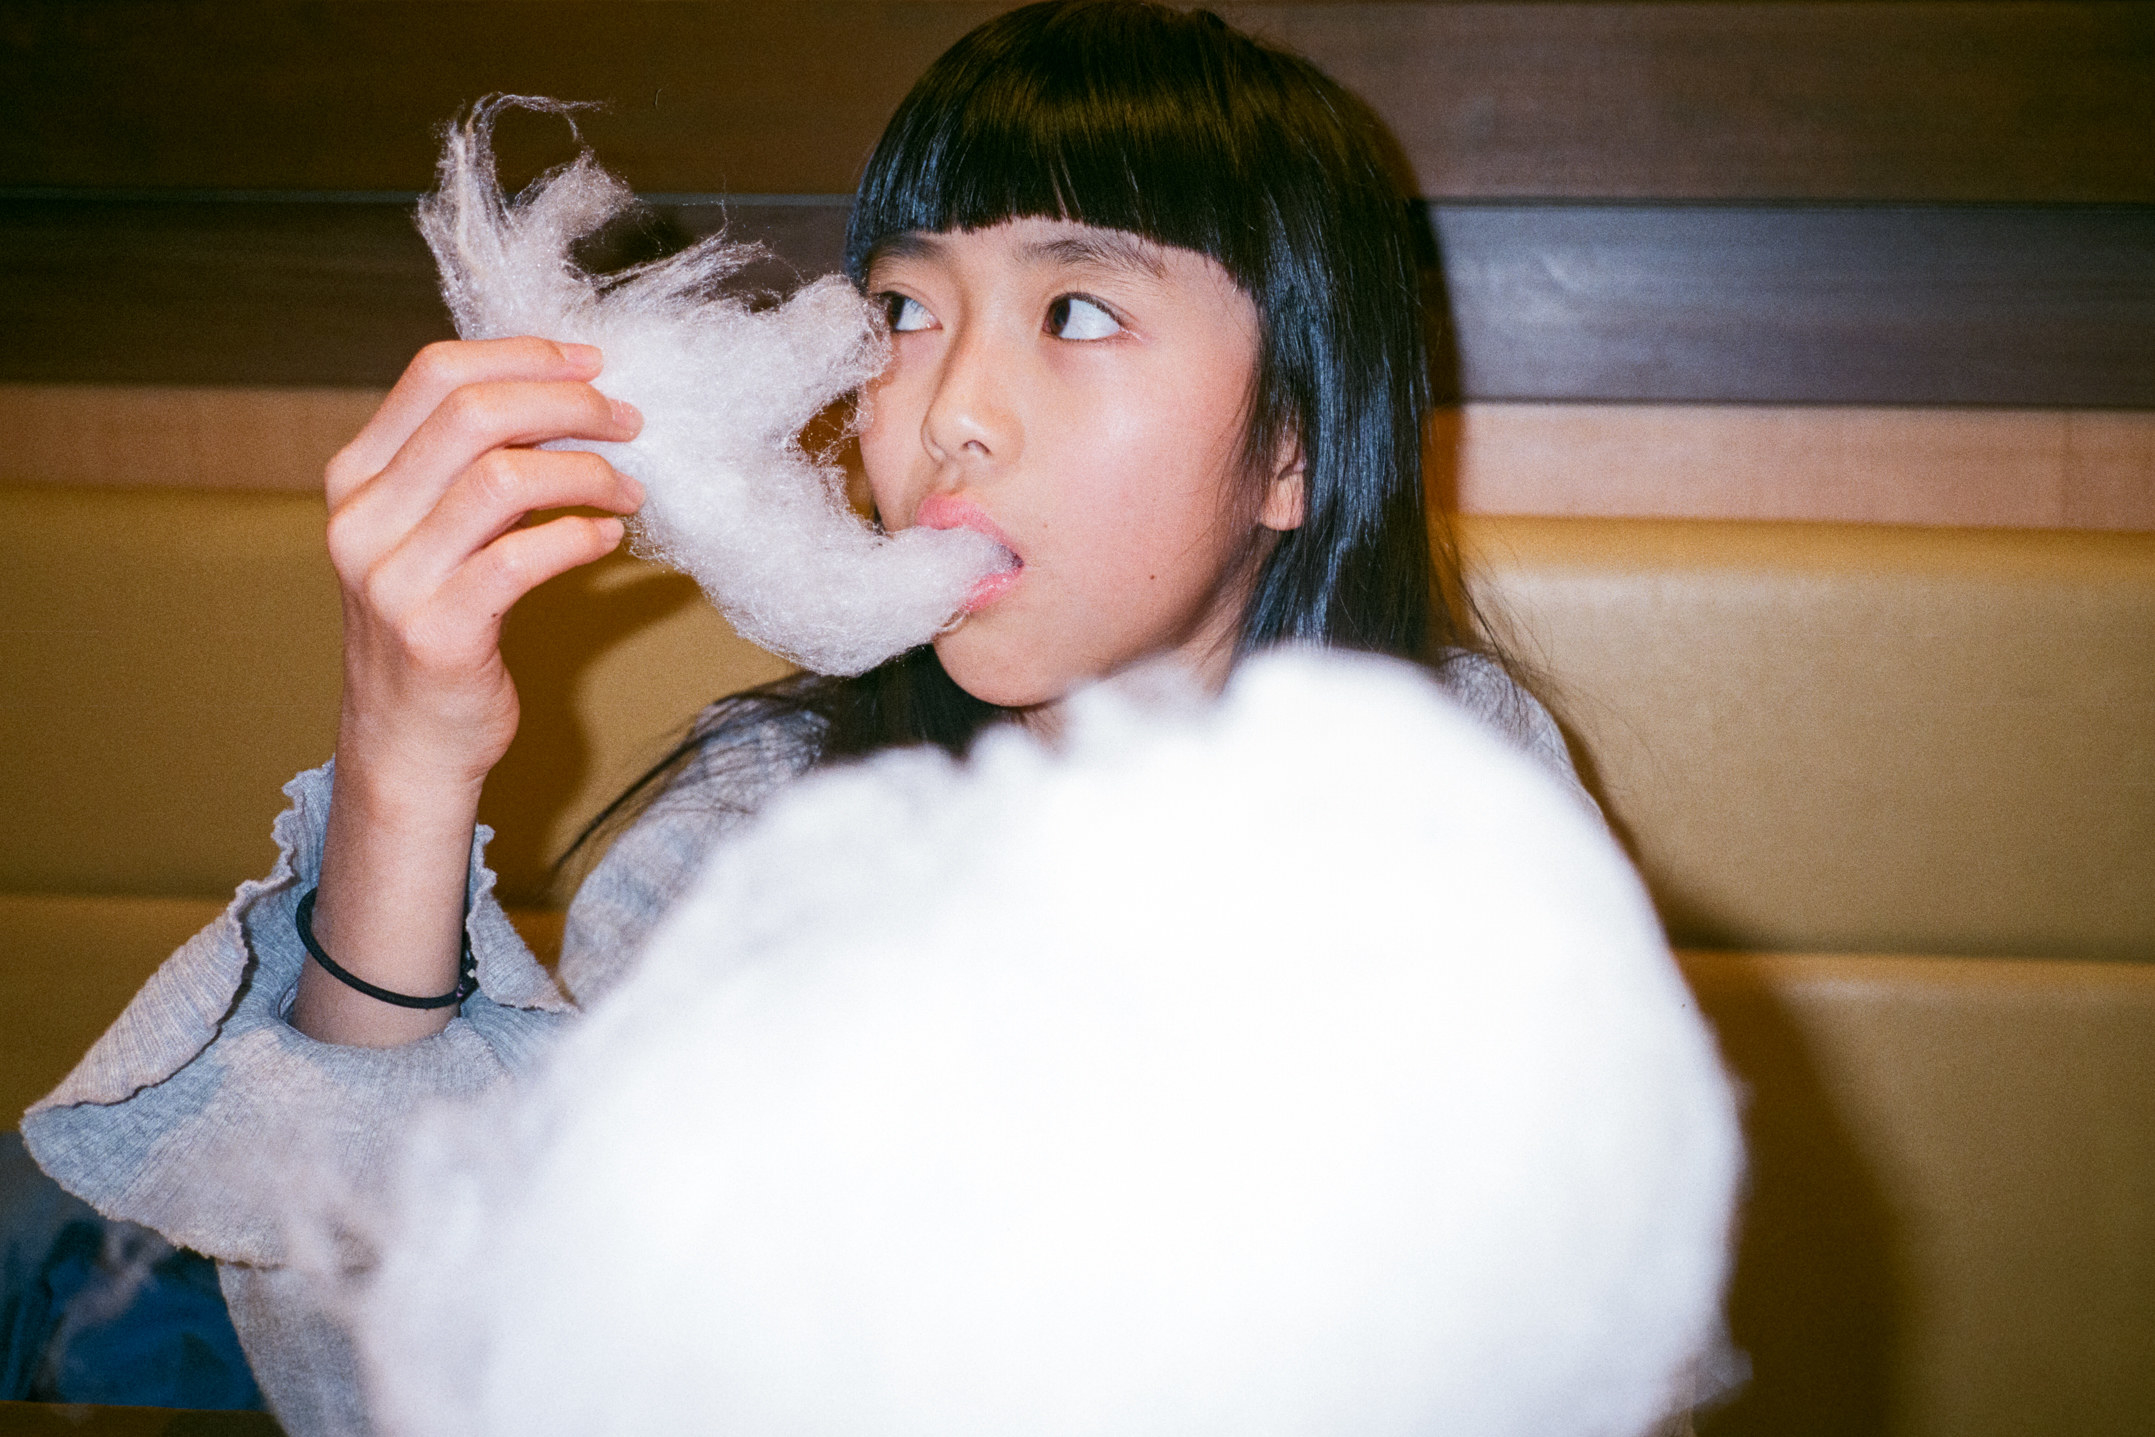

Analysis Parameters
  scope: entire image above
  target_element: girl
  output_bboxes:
[22,2,1578,1426]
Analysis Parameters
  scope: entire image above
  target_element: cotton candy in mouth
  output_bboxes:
[961,564,1023,613]
[912,494,1022,616]
[416,95,1009,676]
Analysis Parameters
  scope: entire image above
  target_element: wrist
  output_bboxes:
[333,659,515,796]
[304,751,483,1046]
[330,727,489,832]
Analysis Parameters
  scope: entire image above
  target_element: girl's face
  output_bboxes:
[859,218,1302,713]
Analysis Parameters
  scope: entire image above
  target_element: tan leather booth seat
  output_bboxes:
[0,485,791,905]
[3,484,2151,1436]
[8,488,2150,951]
[1466,519,2155,959]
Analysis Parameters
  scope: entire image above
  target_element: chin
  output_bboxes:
[932,629,1068,710]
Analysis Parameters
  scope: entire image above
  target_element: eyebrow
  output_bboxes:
[1018,230,1170,280]
[868,232,944,266]
[865,228,1171,281]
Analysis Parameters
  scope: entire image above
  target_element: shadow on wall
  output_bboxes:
[1688,964,1906,1437]
[1525,691,1907,1433]
[479,560,707,907]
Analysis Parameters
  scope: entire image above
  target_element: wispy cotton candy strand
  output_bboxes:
[416,96,1009,676]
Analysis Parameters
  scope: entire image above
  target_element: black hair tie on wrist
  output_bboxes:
[295,887,479,1011]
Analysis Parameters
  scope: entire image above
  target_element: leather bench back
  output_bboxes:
[1467,519,2154,959]
[4,485,2149,958]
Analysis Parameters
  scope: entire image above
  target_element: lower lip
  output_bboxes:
[963,565,1022,613]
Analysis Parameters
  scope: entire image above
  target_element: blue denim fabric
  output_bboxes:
[1,1131,261,1408]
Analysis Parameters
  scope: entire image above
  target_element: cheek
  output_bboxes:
[856,384,916,524]
[1062,376,1248,566]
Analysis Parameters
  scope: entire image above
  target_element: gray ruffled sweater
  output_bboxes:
[23,661,1581,1435]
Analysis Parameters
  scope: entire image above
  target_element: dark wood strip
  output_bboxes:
[0,197,832,388]
[0,199,450,388]
[2,3,2149,202]
[5,196,2149,405]
[1250,1,2155,203]
[1437,204,2155,406]
[0,2,999,196]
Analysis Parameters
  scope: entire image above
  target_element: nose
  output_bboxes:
[920,318,1020,473]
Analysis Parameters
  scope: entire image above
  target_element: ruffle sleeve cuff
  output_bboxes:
[20,760,575,1268]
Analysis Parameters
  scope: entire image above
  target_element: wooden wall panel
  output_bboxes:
[0,2,997,195]
[0,198,451,387]
[4,3,2150,201]
[1242,1,2155,202]
[8,3,2150,525]
[1435,204,2155,406]
[1443,404,2155,530]
[0,384,382,491]
[0,197,841,386]
[11,384,2152,532]
[9,198,2150,407]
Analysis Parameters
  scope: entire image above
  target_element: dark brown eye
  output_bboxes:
[1047,294,1120,340]
[882,293,932,332]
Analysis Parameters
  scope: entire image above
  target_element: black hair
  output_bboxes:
[565,0,1493,874]
[848,0,1453,664]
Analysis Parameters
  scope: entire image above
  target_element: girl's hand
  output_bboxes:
[326,336,644,782]
[296,337,644,1047]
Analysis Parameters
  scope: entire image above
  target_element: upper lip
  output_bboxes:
[912,493,1021,565]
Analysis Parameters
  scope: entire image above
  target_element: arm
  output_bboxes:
[292,337,644,1046]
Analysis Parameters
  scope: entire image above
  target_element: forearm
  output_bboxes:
[25,758,577,1278]
[288,336,639,1045]
[291,745,484,1046]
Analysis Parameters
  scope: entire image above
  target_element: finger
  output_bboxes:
[434,513,629,629]
[325,337,606,504]
[331,379,642,566]
[384,448,645,599]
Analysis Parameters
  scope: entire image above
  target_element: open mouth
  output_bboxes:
[914,493,1022,611]
[963,565,1022,611]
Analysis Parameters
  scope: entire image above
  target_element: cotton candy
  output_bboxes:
[342,649,1743,1437]
[417,96,1008,675]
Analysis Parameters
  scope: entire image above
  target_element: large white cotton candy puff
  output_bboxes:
[351,649,1744,1437]
[416,96,1009,676]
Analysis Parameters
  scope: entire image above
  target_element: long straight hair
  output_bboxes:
[567,1,1492,867]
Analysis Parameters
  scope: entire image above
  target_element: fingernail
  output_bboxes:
[562,342,603,370]
[611,398,643,432]
[621,474,647,508]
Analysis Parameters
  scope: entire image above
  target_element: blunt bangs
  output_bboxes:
[845,4,1295,289]
[847,0,1448,666]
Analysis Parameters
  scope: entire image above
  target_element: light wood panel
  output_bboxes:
[0,384,383,491]
[12,384,2152,531]
[1443,404,2155,530]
